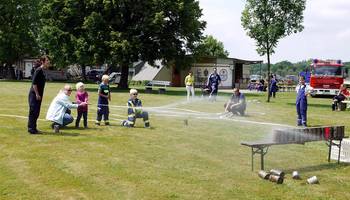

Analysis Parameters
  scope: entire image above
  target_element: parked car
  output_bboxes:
[250,74,262,83]
[86,69,105,82]
[109,72,121,84]
[285,75,298,85]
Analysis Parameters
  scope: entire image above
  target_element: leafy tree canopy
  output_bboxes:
[241,0,306,101]
[194,35,229,58]
[39,0,206,88]
[0,0,40,70]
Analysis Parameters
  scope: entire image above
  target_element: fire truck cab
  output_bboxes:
[309,59,347,96]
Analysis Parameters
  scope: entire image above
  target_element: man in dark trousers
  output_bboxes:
[207,68,221,101]
[27,57,49,134]
[295,76,312,127]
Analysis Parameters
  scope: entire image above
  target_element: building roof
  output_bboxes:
[131,60,164,81]
[194,55,263,65]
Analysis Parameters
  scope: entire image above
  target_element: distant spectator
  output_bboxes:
[184,71,195,101]
[269,75,278,98]
[207,68,221,101]
[332,84,350,111]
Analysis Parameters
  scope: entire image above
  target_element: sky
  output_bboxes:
[198,0,350,63]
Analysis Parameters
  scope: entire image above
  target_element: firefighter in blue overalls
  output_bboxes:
[295,76,312,127]
[121,89,150,128]
[207,68,221,101]
[269,75,278,98]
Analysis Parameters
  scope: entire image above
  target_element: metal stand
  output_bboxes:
[250,145,270,171]
[327,139,342,164]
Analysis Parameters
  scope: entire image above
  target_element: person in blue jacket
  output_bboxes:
[295,76,312,127]
[269,75,278,98]
[121,89,150,128]
[207,68,221,101]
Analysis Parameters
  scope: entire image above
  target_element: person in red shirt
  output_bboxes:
[332,84,350,111]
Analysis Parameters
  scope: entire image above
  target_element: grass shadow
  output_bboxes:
[41,131,81,137]
[285,162,349,173]
[286,102,331,108]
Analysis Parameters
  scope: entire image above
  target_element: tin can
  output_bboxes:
[258,170,270,180]
[269,175,283,184]
[270,169,285,178]
[292,171,301,179]
[307,176,319,184]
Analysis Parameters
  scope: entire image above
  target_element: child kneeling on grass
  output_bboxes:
[121,89,150,128]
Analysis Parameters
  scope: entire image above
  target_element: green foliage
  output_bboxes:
[39,0,206,88]
[241,0,305,56]
[194,35,229,58]
[241,0,306,102]
[0,0,40,66]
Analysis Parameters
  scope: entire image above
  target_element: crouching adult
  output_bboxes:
[224,88,246,116]
[121,89,150,128]
[46,84,87,132]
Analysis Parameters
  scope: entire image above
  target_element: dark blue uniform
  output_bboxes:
[96,83,110,124]
[296,84,308,126]
[28,67,46,133]
[122,98,149,128]
[208,73,221,98]
[269,78,278,98]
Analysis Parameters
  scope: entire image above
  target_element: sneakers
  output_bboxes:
[120,120,127,126]
[95,122,100,126]
[105,122,110,126]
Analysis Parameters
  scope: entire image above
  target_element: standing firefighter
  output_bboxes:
[121,89,150,128]
[207,68,221,101]
[295,76,312,127]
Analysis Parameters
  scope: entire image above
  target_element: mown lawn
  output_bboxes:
[0,81,349,200]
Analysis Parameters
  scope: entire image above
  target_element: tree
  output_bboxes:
[102,0,206,88]
[241,0,305,102]
[194,35,229,58]
[39,0,108,80]
[0,0,40,78]
[39,0,205,88]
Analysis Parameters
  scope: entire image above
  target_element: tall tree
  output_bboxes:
[39,0,107,80]
[102,0,206,88]
[39,0,205,88]
[241,0,305,102]
[0,0,40,78]
[194,35,229,58]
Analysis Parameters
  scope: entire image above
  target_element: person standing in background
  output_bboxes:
[27,56,49,134]
[184,71,195,101]
[207,68,221,101]
[269,75,278,98]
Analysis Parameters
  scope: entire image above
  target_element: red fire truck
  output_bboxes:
[309,59,347,96]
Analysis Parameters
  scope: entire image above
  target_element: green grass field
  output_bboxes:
[0,81,349,200]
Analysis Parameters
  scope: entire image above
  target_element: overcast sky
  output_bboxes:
[198,0,350,63]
